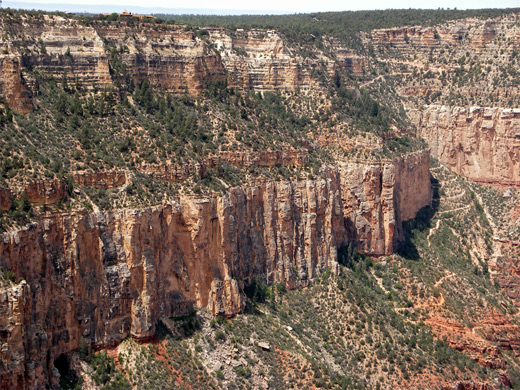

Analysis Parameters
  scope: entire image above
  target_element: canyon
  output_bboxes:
[0,8,519,390]
[0,153,431,389]
[0,14,364,114]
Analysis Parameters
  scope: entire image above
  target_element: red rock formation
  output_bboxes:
[339,150,432,255]
[442,382,497,390]
[0,281,31,390]
[0,56,33,113]
[0,151,431,389]
[23,178,67,206]
[72,171,127,189]
[0,173,344,388]
[411,105,520,186]
[0,188,12,211]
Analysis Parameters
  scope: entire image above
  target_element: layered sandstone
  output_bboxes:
[97,24,226,94]
[0,15,368,113]
[72,171,128,189]
[139,161,206,182]
[370,17,515,51]
[366,14,520,109]
[210,28,323,92]
[0,56,33,113]
[24,178,67,206]
[411,105,520,185]
[0,151,430,389]
[0,16,348,112]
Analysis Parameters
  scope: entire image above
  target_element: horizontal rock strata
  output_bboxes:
[411,105,520,185]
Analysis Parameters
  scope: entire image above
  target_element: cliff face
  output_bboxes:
[0,188,12,211]
[0,56,33,113]
[366,13,520,123]
[0,173,344,389]
[339,150,431,255]
[411,105,520,186]
[97,24,227,94]
[24,179,67,206]
[370,19,502,51]
[207,28,364,92]
[0,151,430,389]
[368,14,520,187]
[0,15,366,113]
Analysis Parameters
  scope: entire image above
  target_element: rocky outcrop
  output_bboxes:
[370,18,508,51]
[394,150,432,221]
[0,16,367,113]
[209,28,325,92]
[24,178,67,206]
[210,28,365,91]
[139,162,206,182]
[0,188,12,211]
[139,150,309,183]
[97,24,227,94]
[442,383,497,390]
[339,150,432,255]
[334,47,366,76]
[72,171,128,189]
[371,26,440,50]
[212,150,309,168]
[367,14,520,109]
[0,56,33,113]
[411,105,520,186]
[0,281,31,390]
[0,151,430,389]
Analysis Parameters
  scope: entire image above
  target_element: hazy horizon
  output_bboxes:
[2,1,291,15]
[3,0,520,15]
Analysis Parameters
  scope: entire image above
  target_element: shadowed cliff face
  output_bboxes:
[0,153,431,389]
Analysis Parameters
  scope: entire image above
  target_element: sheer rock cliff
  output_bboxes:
[411,105,520,186]
[0,15,364,113]
[0,151,430,389]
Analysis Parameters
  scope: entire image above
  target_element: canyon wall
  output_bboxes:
[370,19,503,50]
[0,15,365,113]
[0,151,430,389]
[370,15,520,52]
[411,105,520,186]
[339,150,432,255]
[0,56,33,114]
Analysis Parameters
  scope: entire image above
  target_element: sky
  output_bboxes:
[3,0,520,14]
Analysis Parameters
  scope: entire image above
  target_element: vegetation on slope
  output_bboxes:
[66,262,490,390]
[62,160,519,390]
[162,9,520,51]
